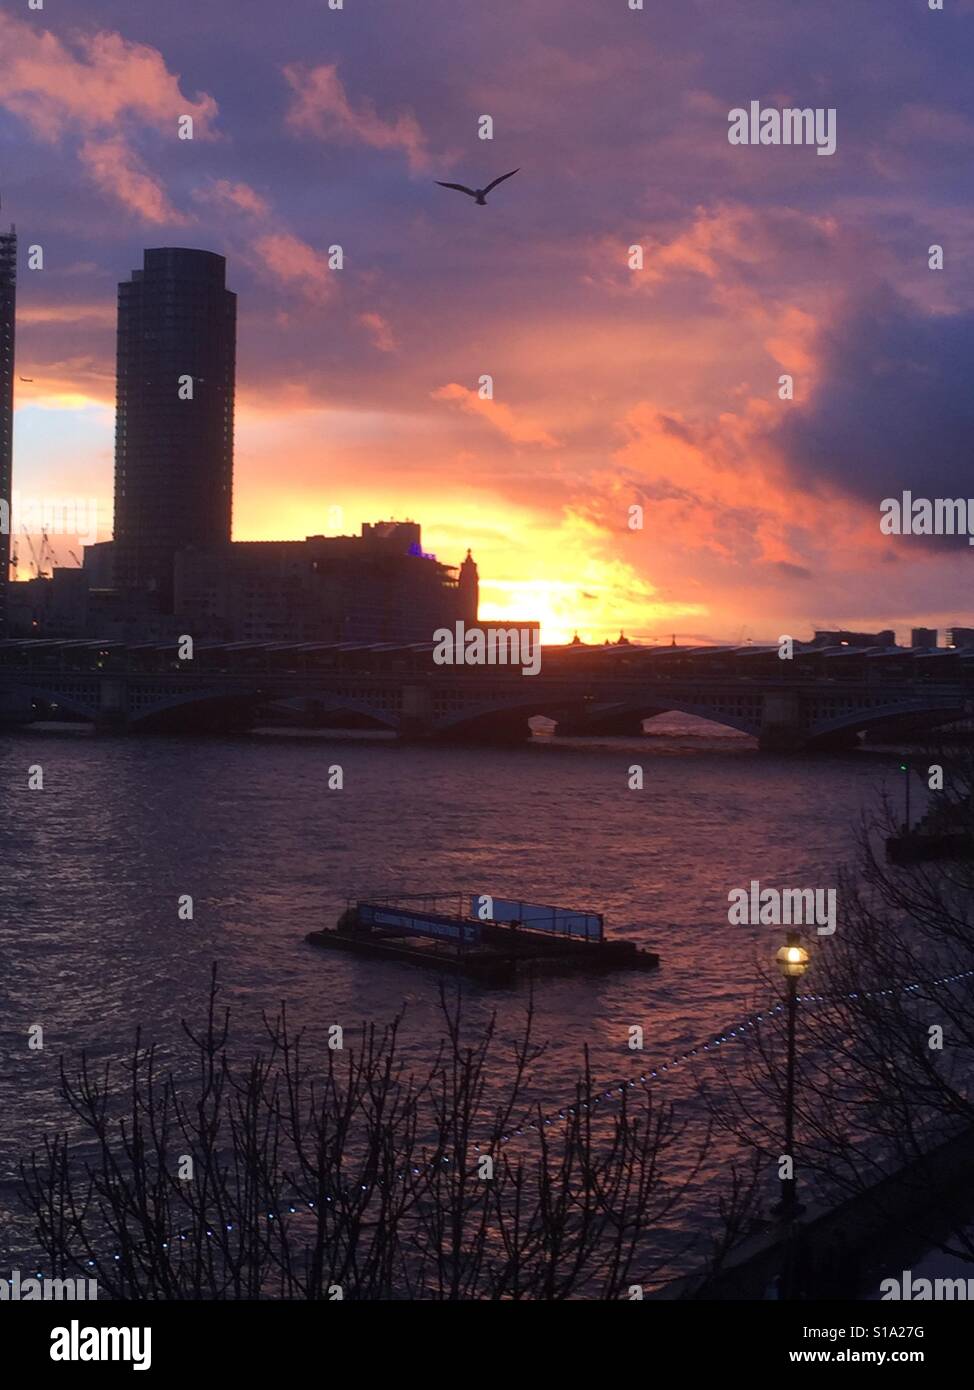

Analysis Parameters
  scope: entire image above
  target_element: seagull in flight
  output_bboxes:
[19,377,33,382]
[436,168,519,206]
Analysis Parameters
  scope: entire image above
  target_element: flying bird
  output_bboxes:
[19,377,33,382]
[436,168,519,206]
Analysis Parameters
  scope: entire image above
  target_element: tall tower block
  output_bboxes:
[0,227,16,638]
[113,248,236,605]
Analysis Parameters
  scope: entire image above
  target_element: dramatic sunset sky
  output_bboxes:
[2,0,973,642]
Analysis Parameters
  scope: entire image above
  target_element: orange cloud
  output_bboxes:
[14,356,115,406]
[431,383,558,448]
[594,204,837,296]
[284,62,431,172]
[17,304,116,326]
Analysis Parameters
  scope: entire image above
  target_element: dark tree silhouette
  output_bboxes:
[20,969,721,1300]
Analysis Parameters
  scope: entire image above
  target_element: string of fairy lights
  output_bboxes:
[12,963,974,1284]
[478,963,974,1147]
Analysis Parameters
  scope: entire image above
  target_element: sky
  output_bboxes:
[2,0,973,643]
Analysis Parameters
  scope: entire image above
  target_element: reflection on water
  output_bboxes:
[0,717,905,1274]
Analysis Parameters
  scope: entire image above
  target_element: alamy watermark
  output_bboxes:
[880,493,974,544]
[50,1320,151,1371]
[728,102,836,156]
[0,493,100,547]
[2,1268,98,1300]
[728,879,836,935]
[880,1269,974,1300]
[432,621,541,676]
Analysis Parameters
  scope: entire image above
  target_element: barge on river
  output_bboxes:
[305,893,660,987]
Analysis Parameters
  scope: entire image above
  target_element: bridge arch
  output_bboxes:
[281,689,401,732]
[640,701,761,739]
[8,680,102,723]
[805,697,970,747]
[433,698,549,741]
[435,693,765,741]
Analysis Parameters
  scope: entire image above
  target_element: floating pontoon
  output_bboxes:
[305,892,660,987]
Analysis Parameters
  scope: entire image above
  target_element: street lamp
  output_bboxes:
[774,931,810,1221]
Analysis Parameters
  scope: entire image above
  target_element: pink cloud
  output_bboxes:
[0,14,217,140]
[358,312,398,352]
[432,383,558,447]
[252,232,335,305]
[80,136,188,225]
[195,179,271,217]
[284,62,432,173]
[0,13,216,224]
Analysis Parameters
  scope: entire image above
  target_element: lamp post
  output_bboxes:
[899,762,911,833]
[774,931,810,1221]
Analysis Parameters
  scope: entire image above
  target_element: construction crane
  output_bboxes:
[11,529,85,579]
[39,530,57,576]
[20,526,40,577]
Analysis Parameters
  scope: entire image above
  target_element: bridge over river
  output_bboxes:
[1,637,972,750]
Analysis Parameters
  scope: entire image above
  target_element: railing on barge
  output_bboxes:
[346,892,604,949]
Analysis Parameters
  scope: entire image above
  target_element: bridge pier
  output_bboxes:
[399,683,435,739]
[95,678,129,733]
[0,685,34,725]
[758,691,806,753]
[435,709,533,743]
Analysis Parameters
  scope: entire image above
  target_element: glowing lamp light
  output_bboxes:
[775,932,810,979]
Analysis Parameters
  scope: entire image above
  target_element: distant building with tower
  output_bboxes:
[0,226,15,638]
[457,548,479,623]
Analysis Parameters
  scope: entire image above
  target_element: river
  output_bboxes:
[0,715,911,1278]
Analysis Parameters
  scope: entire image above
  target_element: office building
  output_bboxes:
[113,248,236,605]
[173,521,476,643]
